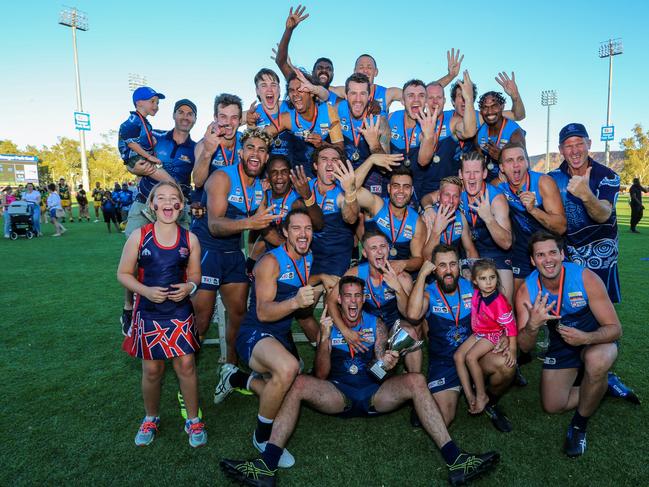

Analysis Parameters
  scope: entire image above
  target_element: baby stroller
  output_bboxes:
[7,200,36,239]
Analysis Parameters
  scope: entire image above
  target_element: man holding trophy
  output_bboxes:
[221,276,499,487]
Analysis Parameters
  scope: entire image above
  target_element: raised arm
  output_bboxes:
[333,160,359,224]
[453,71,478,140]
[567,167,614,223]
[522,175,567,235]
[314,304,334,379]
[354,152,403,189]
[469,191,512,250]
[275,5,309,80]
[435,48,464,88]
[192,123,221,188]
[290,165,325,230]
[497,72,525,121]
[406,260,435,322]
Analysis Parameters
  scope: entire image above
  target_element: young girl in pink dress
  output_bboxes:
[454,259,517,414]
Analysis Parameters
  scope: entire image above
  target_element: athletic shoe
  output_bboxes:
[220,458,276,487]
[185,418,207,448]
[52,233,61,237]
[606,372,641,405]
[484,404,512,433]
[214,363,237,404]
[514,365,528,387]
[120,309,133,336]
[235,387,255,396]
[177,391,203,420]
[564,425,587,458]
[253,436,295,468]
[447,451,500,486]
[94,219,99,223]
[134,417,159,446]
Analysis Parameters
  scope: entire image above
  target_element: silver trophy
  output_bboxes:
[369,320,424,380]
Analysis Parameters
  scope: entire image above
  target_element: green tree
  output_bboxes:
[620,124,649,184]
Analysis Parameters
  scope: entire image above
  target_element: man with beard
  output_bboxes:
[192,94,243,207]
[229,208,338,470]
[476,89,526,181]
[548,123,621,303]
[120,99,197,333]
[221,275,500,487]
[495,142,566,291]
[191,129,277,368]
[421,176,478,264]
[335,73,391,195]
[262,71,344,179]
[516,231,621,457]
[407,244,516,433]
[457,151,513,302]
[326,229,422,373]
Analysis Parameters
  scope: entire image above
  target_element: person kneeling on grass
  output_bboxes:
[117,181,206,448]
[220,276,499,487]
[454,259,517,414]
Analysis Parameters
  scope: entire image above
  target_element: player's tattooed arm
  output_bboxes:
[374,318,388,361]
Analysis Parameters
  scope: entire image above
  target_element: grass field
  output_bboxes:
[1,201,648,486]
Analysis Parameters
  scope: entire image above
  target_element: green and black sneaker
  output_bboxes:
[177,391,202,420]
[447,451,500,486]
[220,458,276,487]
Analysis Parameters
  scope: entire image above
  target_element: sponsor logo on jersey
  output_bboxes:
[428,377,446,388]
[332,337,346,346]
[377,217,389,227]
[432,305,448,314]
[201,276,219,285]
[228,195,244,204]
[568,291,587,308]
[279,271,295,281]
[178,247,189,258]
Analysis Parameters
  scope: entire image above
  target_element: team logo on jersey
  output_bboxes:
[432,305,448,314]
[390,129,400,140]
[428,377,446,388]
[403,225,413,239]
[377,217,389,228]
[279,271,295,281]
[178,247,189,258]
[141,248,152,257]
[322,199,335,212]
[568,291,587,308]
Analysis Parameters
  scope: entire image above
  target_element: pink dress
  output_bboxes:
[471,289,517,345]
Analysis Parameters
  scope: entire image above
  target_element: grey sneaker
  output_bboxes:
[214,363,237,404]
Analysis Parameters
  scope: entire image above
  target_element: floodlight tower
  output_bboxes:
[59,6,90,191]
[598,38,623,166]
[541,90,558,173]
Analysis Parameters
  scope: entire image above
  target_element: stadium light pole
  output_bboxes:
[59,6,90,191]
[541,90,557,173]
[598,38,623,167]
[128,73,148,92]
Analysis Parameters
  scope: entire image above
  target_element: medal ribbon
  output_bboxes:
[218,142,236,166]
[436,283,461,333]
[537,265,565,317]
[366,273,383,310]
[388,204,408,246]
[294,104,319,134]
[134,112,155,151]
[508,171,530,197]
[431,114,444,155]
[442,212,456,244]
[467,186,487,229]
[268,190,291,224]
[284,243,310,287]
[314,181,334,210]
[237,163,253,216]
[262,104,282,132]
[350,116,364,150]
[403,117,417,156]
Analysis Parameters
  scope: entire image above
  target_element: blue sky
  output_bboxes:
[1,0,647,157]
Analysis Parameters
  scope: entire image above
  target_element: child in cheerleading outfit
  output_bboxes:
[117,181,206,448]
[454,259,517,414]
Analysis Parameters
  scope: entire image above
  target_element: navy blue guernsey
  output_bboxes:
[255,101,293,160]
[432,203,464,252]
[477,119,525,181]
[388,110,421,166]
[365,198,419,260]
[338,102,383,195]
[240,245,313,337]
[425,277,474,363]
[525,262,600,356]
[138,130,196,201]
[328,311,379,388]
[193,132,243,204]
[460,186,507,259]
[549,159,621,303]
[136,223,192,317]
[356,263,400,327]
[309,179,355,273]
[369,84,388,118]
[191,163,264,251]
[288,102,335,179]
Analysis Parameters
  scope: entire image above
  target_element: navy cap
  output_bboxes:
[174,98,197,116]
[132,86,166,105]
[559,123,589,144]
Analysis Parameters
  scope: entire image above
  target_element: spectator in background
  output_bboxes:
[119,183,134,223]
[21,183,42,236]
[39,187,48,225]
[46,183,67,237]
[101,189,120,233]
[92,182,104,222]
[76,185,90,222]
[2,186,17,238]
[629,178,648,233]
[58,177,74,222]
[112,183,123,224]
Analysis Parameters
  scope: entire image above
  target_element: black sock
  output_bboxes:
[229,370,251,389]
[441,441,462,465]
[570,410,589,431]
[246,257,256,276]
[255,415,273,443]
[261,442,282,470]
[486,391,499,409]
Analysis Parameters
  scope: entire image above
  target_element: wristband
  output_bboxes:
[188,282,198,296]
[344,192,357,204]
[304,193,315,207]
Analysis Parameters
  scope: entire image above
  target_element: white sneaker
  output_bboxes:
[52,233,61,237]
[214,363,237,404]
[253,435,295,468]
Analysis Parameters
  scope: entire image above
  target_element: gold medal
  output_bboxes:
[390,247,398,257]
[404,157,411,167]
[274,138,282,148]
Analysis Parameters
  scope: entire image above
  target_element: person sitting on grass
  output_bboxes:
[454,259,517,414]
[117,181,206,448]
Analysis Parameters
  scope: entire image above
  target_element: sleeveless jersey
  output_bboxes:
[365,198,419,260]
[425,277,474,362]
[288,101,335,178]
[460,185,507,258]
[369,84,388,118]
[388,110,421,164]
[328,311,378,388]
[191,163,264,251]
[309,179,355,265]
[433,203,464,251]
[356,263,400,327]
[525,262,599,352]
[135,223,192,317]
[240,245,313,338]
[59,184,71,201]
[255,101,292,159]
[477,119,525,181]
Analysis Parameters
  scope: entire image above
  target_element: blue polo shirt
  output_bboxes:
[118,111,154,162]
[137,129,196,201]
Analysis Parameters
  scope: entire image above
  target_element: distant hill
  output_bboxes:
[529,151,625,173]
